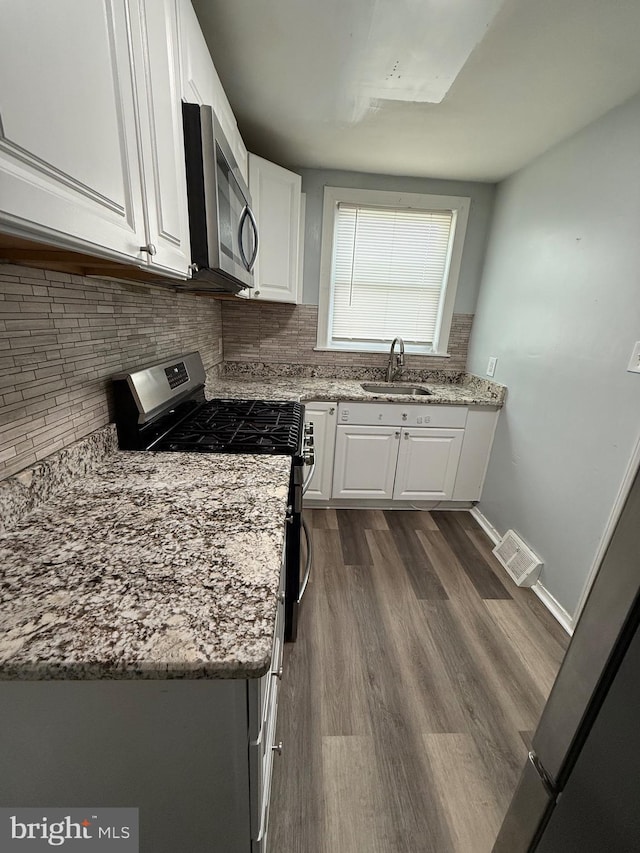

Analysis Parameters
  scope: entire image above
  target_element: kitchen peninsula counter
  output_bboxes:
[0,441,291,680]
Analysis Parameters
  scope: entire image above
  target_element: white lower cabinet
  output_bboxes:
[249,566,285,853]
[0,566,286,853]
[332,425,464,501]
[332,425,400,499]
[303,402,337,501]
[328,401,499,503]
[393,428,464,500]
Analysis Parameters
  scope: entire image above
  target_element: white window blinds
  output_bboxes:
[330,203,454,348]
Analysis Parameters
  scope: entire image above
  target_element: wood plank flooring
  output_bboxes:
[269,509,569,853]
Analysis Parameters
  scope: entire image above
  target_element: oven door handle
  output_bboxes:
[298,516,313,602]
[302,456,316,495]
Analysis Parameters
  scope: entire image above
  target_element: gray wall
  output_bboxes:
[298,168,496,311]
[468,92,640,618]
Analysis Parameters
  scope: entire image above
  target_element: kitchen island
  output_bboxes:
[0,427,291,852]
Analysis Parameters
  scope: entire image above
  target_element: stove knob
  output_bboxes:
[304,449,315,466]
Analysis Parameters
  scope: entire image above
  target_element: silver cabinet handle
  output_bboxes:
[278,591,285,604]
[395,430,400,438]
[139,243,157,256]
[272,666,283,680]
[272,742,283,756]
[404,432,409,439]
[329,407,335,415]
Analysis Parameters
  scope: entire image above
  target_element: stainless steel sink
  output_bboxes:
[360,383,432,396]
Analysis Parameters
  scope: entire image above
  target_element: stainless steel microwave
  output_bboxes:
[181,102,258,294]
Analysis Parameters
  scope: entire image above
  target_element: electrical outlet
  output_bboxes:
[627,342,640,373]
[487,356,497,377]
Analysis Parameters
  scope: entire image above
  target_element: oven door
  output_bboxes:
[284,462,302,642]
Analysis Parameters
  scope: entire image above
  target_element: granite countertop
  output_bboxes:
[205,371,505,407]
[0,449,291,680]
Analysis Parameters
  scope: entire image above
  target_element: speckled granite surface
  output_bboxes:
[207,368,506,407]
[222,361,467,384]
[0,452,291,680]
[0,424,118,534]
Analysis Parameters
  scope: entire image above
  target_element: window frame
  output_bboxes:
[316,186,470,356]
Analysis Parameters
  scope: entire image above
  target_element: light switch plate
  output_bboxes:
[627,342,640,373]
[487,356,497,377]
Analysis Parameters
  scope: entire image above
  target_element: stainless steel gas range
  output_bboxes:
[111,351,314,642]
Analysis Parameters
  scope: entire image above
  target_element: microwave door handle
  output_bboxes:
[238,205,250,270]
[245,206,259,273]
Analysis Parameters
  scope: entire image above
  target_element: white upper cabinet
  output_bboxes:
[0,1,147,263]
[0,0,190,278]
[177,0,218,109]
[177,0,248,182]
[248,154,303,304]
[132,0,191,277]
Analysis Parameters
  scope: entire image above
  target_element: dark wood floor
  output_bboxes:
[269,509,569,853]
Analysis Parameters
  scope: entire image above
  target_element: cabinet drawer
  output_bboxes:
[337,402,467,428]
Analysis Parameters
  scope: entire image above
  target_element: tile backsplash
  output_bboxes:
[222,301,473,374]
[0,265,222,480]
[2,271,474,482]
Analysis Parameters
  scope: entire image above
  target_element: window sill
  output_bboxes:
[313,345,451,358]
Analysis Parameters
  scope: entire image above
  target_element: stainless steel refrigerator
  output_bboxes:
[492,465,640,852]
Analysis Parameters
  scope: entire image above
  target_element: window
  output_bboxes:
[317,187,470,355]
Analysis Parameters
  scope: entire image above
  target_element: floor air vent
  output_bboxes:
[492,530,542,587]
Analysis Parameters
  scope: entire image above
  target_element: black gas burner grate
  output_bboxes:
[153,398,303,455]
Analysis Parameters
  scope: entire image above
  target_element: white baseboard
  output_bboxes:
[531,583,574,636]
[470,507,573,636]
[470,506,501,545]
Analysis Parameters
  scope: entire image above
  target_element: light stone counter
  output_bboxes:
[0,448,291,680]
[205,369,506,407]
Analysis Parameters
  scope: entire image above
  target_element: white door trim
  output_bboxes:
[571,427,640,629]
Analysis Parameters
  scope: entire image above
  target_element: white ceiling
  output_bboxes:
[192,0,640,182]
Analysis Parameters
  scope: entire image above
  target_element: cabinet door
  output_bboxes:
[452,408,499,501]
[332,426,399,500]
[133,0,191,277]
[393,428,464,501]
[248,154,302,304]
[0,0,147,262]
[177,0,248,182]
[304,402,337,502]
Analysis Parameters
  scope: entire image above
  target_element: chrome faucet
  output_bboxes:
[386,337,405,382]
